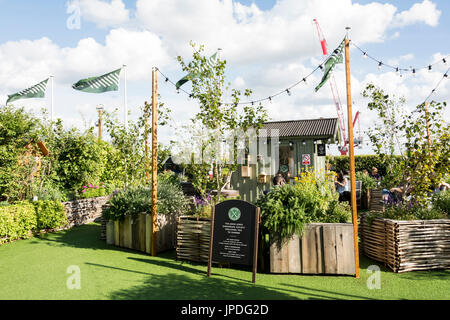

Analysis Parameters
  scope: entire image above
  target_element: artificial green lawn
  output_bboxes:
[0,223,449,300]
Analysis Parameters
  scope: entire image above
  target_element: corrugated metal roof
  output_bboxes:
[260,118,338,138]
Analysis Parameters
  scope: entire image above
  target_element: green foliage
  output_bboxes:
[103,174,189,221]
[362,83,449,205]
[0,106,41,201]
[432,190,450,215]
[33,200,67,230]
[326,155,402,178]
[79,184,107,199]
[355,171,377,193]
[365,204,446,225]
[0,202,37,243]
[256,173,351,246]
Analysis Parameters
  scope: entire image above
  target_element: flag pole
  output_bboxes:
[344,27,360,279]
[151,67,158,256]
[123,64,128,131]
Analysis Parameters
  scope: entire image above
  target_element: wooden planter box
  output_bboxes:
[176,216,211,263]
[269,223,356,275]
[360,214,450,272]
[106,213,177,254]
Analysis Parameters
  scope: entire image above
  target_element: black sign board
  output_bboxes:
[317,143,326,156]
[207,200,260,283]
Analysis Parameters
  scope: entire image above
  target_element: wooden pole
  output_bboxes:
[145,101,150,184]
[252,207,260,284]
[151,68,158,256]
[207,206,215,278]
[344,32,360,279]
[97,107,103,142]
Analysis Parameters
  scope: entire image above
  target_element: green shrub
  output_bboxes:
[355,171,378,194]
[365,204,446,225]
[33,200,67,230]
[432,190,450,215]
[103,174,189,221]
[79,184,107,199]
[0,202,37,243]
[326,155,400,177]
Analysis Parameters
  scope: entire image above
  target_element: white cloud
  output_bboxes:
[392,0,441,28]
[67,0,130,28]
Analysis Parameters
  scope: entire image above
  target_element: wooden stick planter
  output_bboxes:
[269,223,356,275]
[359,214,450,272]
[176,216,211,263]
[105,213,177,254]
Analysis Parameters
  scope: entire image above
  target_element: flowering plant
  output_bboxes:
[79,183,106,199]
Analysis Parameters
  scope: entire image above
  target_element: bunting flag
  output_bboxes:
[72,68,121,93]
[315,39,345,92]
[6,78,49,105]
[176,52,219,90]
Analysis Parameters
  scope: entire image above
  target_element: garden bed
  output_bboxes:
[106,213,177,254]
[359,213,450,272]
[63,195,111,227]
[269,223,355,275]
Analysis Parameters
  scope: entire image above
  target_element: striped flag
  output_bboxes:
[176,51,218,90]
[315,39,345,92]
[72,68,121,93]
[6,78,49,105]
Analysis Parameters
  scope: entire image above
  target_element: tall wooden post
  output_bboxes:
[344,31,360,278]
[151,68,158,256]
[96,105,104,143]
[145,101,150,184]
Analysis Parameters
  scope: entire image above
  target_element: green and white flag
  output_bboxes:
[176,51,219,90]
[6,78,49,105]
[315,39,345,92]
[72,68,121,93]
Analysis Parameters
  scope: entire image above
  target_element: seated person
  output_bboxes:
[263,174,286,195]
[370,167,382,182]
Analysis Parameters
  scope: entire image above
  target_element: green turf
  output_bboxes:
[0,223,448,300]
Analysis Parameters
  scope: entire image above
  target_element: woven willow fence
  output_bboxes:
[359,213,450,272]
[176,216,211,263]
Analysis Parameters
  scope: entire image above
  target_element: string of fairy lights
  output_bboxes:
[157,38,449,107]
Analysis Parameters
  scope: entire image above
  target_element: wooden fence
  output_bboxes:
[359,214,450,272]
[269,223,355,275]
[176,216,211,263]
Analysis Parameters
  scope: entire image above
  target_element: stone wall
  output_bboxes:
[63,195,112,228]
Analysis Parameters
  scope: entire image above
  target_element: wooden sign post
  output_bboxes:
[151,67,158,256]
[207,200,260,283]
[344,29,360,278]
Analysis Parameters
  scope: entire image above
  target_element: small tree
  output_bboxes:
[176,42,268,199]
[363,83,449,206]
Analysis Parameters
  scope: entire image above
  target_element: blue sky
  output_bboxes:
[0,0,448,155]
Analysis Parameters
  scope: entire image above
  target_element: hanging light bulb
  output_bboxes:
[165,77,169,82]
[319,64,323,70]
[177,89,180,94]
[269,96,272,103]
[428,65,432,72]
[378,62,382,70]
[412,68,416,76]
[443,58,447,65]
[444,73,448,78]
[362,52,367,59]
[303,78,307,84]
[286,89,291,96]
[396,67,400,75]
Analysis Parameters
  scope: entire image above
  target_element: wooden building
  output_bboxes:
[231,118,341,203]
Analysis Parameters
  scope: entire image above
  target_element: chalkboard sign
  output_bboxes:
[317,143,326,156]
[207,200,260,283]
